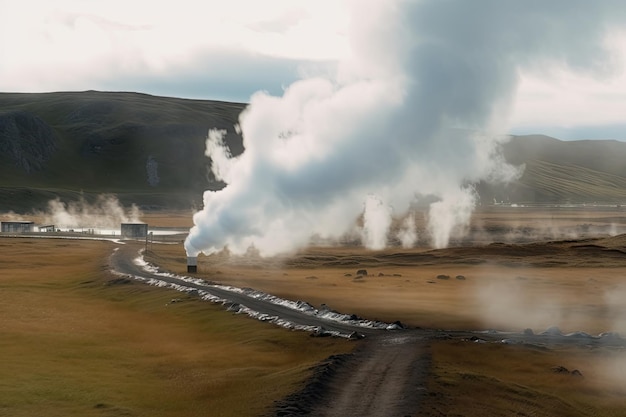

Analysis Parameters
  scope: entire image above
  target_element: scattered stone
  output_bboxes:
[436,274,450,280]
[348,331,365,340]
[169,298,183,304]
[188,289,199,297]
[378,272,385,277]
[427,280,436,284]
[305,276,318,280]
[344,273,352,277]
[455,275,466,280]
[391,320,405,329]
[310,326,331,338]
[226,303,241,312]
[551,365,570,374]
[550,366,584,377]
[356,269,368,276]
[393,273,402,277]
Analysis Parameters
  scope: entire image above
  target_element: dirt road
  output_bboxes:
[110,244,433,416]
[311,334,430,417]
[109,243,626,417]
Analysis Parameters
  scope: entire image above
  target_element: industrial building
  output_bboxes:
[1,221,34,233]
[120,222,148,238]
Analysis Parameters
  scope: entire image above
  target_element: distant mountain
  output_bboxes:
[479,135,626,205]
[1,91,625,212]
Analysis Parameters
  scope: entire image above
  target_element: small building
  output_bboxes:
[39,225,56,232]
[1,221,35,233]
[120,222,148,238]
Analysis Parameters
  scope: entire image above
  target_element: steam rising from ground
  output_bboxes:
[186,1,626,257]
[41,195,141,229]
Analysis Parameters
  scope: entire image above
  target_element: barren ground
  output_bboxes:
[144,206,626,416]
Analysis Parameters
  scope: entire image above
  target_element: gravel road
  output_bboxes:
[109,243,626,417]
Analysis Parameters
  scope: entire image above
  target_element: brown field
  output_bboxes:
[3,205,626,416]
[143,206,626,416]
[0,238,351,417]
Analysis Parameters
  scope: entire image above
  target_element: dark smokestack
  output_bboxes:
[187,256,197,273]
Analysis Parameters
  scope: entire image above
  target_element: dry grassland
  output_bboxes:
[5,206,626,416]
[0,238,352,417]
[145,212,626,416]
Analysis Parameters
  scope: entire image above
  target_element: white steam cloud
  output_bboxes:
[361,194,392,250]
[186,1,626,257]
[41,195,142,229]
[397,215,418,249]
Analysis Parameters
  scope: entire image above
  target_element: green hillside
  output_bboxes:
[1,91,625,212]
[0,91,245,211]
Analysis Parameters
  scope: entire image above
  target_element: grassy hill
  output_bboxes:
[480,135,626,205]
[1,91,625,212]
[0,91,245,211]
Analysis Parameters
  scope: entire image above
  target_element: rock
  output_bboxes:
[378,272,385,277]
[455,275,466,280]
[551,365,570,374]
[348,331,365,340]
[356,269,368,276]
[436,274,450,280]
[0,110,58,173]
[551,366,583,377]
[310,326,331,337]
[523,328,534,336]
[469,336,487,343]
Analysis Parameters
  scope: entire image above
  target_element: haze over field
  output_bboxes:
[184,1,626,257]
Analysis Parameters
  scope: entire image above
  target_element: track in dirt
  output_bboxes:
[110,241,626,417]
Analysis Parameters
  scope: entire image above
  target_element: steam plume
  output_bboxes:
[186,1,626,257]
[42,195,142,229]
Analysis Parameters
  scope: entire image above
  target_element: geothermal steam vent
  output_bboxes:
[187,256,197,273]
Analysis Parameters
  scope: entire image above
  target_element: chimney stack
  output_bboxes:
[187,256,197,273]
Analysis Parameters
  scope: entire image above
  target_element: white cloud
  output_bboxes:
[0,0,625,138]
[511,30,626,136]
[0,0,348,96]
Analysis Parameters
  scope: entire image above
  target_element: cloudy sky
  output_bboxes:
[1,0,626,140]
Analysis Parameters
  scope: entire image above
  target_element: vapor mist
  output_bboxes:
[41,195,142,230]
[186,1,626,257]
[474,277,565,332]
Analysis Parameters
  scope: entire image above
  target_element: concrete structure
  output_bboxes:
[1,221,34,233]
[187,256,197,273]
[120,223,148,238]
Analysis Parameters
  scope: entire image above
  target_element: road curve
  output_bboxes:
[108,243,626,417]
[108,244,397,337]
[108,244,431,416]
